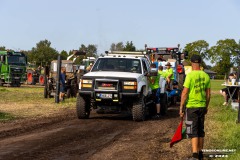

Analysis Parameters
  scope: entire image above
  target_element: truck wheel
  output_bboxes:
[66,88,71,98]
[160,93,168,115]
[44,86,48,98]
[39,75,45,86]
[76,95,90,119]
[27,70,35,85]
[132,95,146,121]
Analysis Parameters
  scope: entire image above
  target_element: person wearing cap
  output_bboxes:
[179,54,211,160]
[168,81,181,105]
[165,62,174,90]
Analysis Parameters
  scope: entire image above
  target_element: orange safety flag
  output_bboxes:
[170,118,185,148]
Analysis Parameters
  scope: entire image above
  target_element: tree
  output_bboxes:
[28,40,59,66]
[0,46,6,50]
[208,39,239,75]
[71,44,98,64]
[60,50,68,60]
[110,42,124,51]
[86,44,97,57]
[183,40,209,68]
[124,41,136,51]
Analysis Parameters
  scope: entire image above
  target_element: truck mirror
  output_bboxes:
[1,56,5,63]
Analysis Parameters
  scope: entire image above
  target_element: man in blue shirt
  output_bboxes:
[60,67,66,101]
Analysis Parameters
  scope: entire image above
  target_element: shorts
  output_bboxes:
[152,88,161,104]
[60,84,65,92]
[185,107,206,138]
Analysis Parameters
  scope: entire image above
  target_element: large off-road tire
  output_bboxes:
[160,93,168,115]
[70,80,77,97]
[44,86,48,98]
[132,94,146,121]
[39,74,45,86]
[76,95,90,119]
[27,70,35,85]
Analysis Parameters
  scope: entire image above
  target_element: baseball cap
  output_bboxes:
[190,54,202,63]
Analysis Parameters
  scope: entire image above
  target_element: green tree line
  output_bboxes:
[1,38,239,75]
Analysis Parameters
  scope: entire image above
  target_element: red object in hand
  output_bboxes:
[170,119,183,148]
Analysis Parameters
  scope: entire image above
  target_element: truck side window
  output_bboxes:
[144,59,150,72]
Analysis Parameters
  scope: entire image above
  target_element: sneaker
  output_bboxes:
[222,102,227,106]
[152,114,161,119]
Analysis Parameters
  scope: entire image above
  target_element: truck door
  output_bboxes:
[141,59,150,96]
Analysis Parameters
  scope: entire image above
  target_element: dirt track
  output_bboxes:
[0,106,191,160]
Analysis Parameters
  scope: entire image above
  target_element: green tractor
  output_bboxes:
[0,50,27,87]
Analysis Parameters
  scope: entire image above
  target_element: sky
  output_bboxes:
[0,0,240,54]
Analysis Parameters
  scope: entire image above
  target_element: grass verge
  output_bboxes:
[205,80,240,159]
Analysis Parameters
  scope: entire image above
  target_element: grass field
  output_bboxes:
[205,80,240,159]
[0,86,76,121]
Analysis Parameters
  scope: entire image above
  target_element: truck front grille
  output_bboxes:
[95,79,119,91]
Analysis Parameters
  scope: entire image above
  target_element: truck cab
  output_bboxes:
[0,51,27,87]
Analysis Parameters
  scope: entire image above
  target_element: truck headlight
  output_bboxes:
[123,81,137,90]
[81,79,93,88]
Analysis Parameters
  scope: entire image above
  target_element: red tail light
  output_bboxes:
[177,65,183,73]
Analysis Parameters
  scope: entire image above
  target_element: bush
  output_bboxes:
[214,75,225,80]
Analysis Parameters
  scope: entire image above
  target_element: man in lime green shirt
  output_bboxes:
[149,63,161,118]
[158,65,166,78]
[165,62,174,89]
[180,54,211,160]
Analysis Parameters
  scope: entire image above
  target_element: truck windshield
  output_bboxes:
[7,56,26,65]
[91,58,142,73]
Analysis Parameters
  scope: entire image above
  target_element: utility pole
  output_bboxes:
[55,55,61,103]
